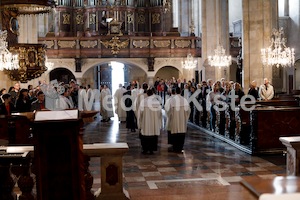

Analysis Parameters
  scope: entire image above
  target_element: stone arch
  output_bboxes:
[155,66,182,80]
[49,67,75,84]
[80,58,148,76]
[153,58,184,76]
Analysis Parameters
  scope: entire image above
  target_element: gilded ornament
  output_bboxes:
[175,40,191,48]
[100,36,129,55]
[80,40,97,48]
[89,14,96,25]
[133,40,149,48]
[152,13,160,24]
[153,40,170,48]
[43,40,54,49]
[137,14,145,24]
[76,14,83,25]
[63,13,70,24]
[58,41,76,48]
[127,13,134,24]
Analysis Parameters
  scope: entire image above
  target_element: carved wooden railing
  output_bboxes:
[0,143,129,200]
[192,99,300,154]
[39,35,201,59]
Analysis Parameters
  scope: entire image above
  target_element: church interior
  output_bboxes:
[1,0,300,199]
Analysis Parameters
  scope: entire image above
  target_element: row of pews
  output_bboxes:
[190,96,300,155]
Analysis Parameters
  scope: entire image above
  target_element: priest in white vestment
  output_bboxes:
[133,83,148,129]
[165,87,190,153]
[113,84,127,122]
[100,85,114,122]
[55,86,74,110]
[138,89,162,154]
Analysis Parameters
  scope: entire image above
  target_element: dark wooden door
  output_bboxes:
[100,64,112,90]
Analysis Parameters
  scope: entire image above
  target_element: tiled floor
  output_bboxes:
[83,115,286,200]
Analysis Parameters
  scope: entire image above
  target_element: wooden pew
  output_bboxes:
[251,107,300,154]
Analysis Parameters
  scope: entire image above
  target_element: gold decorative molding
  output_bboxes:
[89,13,96,25]
[127,13,134,24]
[76,14,84,25]
[58,41,76,48]
[133,40,149,48]
[100,36,129,55]
[153,40,170,48]
[43,40,54,48]
[137,13,145,24]
[80,40,97,48]
[62,13,70,24]
[7,44,47,83]
[175,40,191,48]
[152,13,160,24]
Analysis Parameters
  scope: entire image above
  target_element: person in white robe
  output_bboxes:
[138,89,162,154]
[100,85,114,122]
[165,87,190,153]
[133,83,148,129]
[164,87,176,145]
[113,84,127,122]
[259,78,274,100]
[55,86,74,110]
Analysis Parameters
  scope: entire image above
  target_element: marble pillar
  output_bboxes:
[201,0,230,82]
[242,0,278,92]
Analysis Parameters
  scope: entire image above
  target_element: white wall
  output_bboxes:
[278,0,285,16]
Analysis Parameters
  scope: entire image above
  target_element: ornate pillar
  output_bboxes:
[242,0,278,92]
[201,0,229,82]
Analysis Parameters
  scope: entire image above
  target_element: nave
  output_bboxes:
[83,115,286,200]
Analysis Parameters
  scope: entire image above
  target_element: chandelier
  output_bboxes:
[181,53,197,70]
[261,27,295,68]
[0,30,19,71]
[208,45,232,68]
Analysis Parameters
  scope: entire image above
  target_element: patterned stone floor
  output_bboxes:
[83,114,286,200]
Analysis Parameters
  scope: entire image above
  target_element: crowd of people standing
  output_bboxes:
[0,76,274,155]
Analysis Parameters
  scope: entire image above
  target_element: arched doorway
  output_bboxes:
[81,61,147,92]
[155,66,181,80]
[49,67,75,84]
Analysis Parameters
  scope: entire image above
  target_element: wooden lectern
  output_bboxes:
[34,110,85,200]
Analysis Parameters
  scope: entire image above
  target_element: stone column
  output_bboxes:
[242,0,278,92]
[201,0,229,82]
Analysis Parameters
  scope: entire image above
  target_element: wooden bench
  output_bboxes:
[0,143,129,200]
[241,176,300,199]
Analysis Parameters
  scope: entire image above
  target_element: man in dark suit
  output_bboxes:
[200,81,209,128]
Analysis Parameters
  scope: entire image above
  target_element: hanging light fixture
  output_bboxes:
[0,30,19,71]
[208,45,232,68]
[181,53,197,70]
[261,27,295,68]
